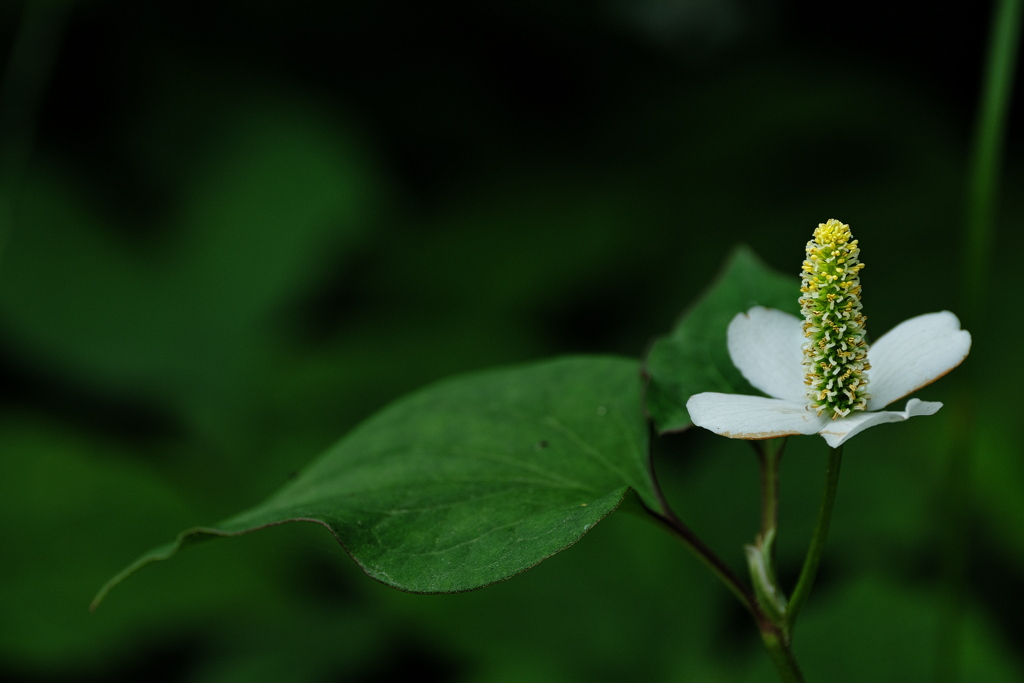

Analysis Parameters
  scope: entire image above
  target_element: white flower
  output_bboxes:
[686,306,971,447]
[688,220,971,448]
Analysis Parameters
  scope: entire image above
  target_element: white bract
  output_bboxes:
[686,220,971,448]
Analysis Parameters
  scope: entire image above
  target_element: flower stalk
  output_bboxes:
[786,445,844,632]
[747,439,788,626]
[756,438,786,545]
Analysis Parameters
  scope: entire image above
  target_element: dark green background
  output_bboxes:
[1,1,1022,681]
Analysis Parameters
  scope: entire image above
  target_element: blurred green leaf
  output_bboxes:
[0,98,377,441]
[0,417,278,675]
[95,356,656,604]
[643,246,798,433]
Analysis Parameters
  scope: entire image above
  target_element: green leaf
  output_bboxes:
[94,356,656,607]
[643,246,798,433]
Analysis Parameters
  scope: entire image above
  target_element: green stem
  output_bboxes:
[646,437,810,682]
[757,438,786,545]
[747,438,789,626]
[644,492,764,626]
[786,445,844,632]
[643,437,767,628]
[946,2,1022,681]
[964,0,1022,314]
[761,629,807,683]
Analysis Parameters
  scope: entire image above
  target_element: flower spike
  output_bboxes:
[799,219,870,418]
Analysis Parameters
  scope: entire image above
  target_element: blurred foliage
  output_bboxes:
[1,0,1022,681]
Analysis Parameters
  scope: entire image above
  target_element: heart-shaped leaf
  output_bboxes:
[644,246,798,433]
[94,356,656,607]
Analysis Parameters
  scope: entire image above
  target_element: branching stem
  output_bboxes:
[644,476,765,627]
[642,431,769,630]
[761,629,807,683]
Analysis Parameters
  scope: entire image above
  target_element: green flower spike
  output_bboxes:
[799,219,870,419]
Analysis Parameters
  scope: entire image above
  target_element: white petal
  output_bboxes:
[687,392,827,440]
[818,398,942,448]
[866,311,971,410]
[727,307,807,402]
